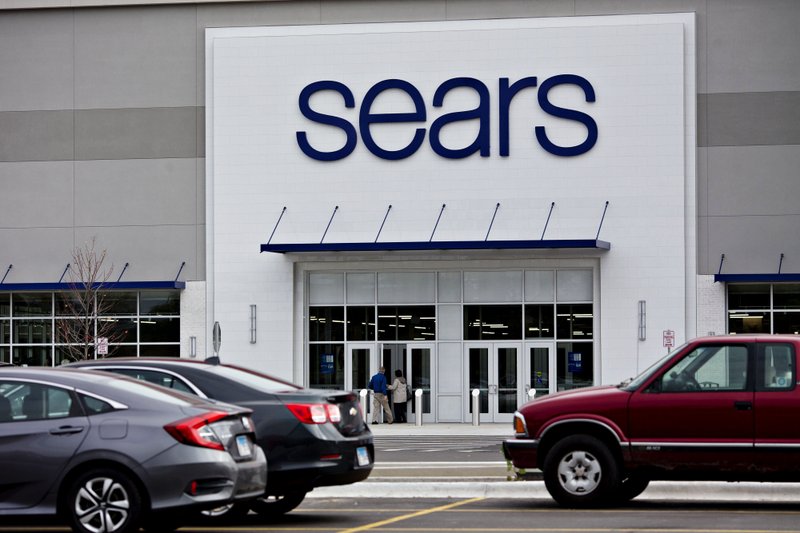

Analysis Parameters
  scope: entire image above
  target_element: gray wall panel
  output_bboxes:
[75,107,198,160]
[196,1,321,106]
[75,224,198,281]
[74,5,196,109]
[703,91,800,147]
[706,214,800,275]
[74,159,197,227]
[0,227,76,282]
[443,0,571,19]
[575,0,707,92]
[707,0,800,93]
[320,0,445,23]
[0,9,74,112]
[0,110,74,162]
[707,145,800,217]
[0,162,74,228]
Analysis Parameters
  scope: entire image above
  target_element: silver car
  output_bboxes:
[0,367,267,533]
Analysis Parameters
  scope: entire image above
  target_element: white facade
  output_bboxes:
[206,14,697,420]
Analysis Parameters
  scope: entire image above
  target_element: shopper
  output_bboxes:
[368,367,393,424]
[388,369,409,423]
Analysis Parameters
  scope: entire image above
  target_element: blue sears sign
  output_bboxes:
[297,74,597,161]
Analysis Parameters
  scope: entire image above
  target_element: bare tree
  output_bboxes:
[56,239,125,362]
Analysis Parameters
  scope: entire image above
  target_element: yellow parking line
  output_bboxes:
[335,497,484,533]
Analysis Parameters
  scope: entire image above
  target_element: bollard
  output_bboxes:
[527,388,537,401]
[414,388,423,426]
[360,389,368,424]
[471,388,481,426]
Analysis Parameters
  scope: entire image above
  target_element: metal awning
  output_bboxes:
[0,281,186,292]
[714,254,799,282]
[261,202,612,255]
[261,239,610,254]
[714,274,800,283]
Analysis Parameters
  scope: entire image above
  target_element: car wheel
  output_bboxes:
[249,491,307,517]
[543,435,619,508]
[615,474,650,502]
[65,468,142,533]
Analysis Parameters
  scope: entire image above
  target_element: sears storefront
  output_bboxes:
[206,14,696,422]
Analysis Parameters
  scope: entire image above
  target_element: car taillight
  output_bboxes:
[286,403,341,424]
[164,411,230,451]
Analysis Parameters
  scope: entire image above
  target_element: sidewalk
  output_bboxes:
[367,422,511,436]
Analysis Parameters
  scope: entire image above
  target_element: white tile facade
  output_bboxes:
[206,15,697,394]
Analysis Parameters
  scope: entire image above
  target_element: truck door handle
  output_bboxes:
[734,401,752,411]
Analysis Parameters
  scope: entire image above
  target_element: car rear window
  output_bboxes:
[104,377,202,406]
[202,365,300,394]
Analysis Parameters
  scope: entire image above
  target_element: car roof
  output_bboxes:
[0,366,240,410]
[69,357,300,388]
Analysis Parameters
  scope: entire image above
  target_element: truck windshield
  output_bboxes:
[619,342,689,391]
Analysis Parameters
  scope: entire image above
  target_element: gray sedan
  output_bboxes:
[0,367,267,533]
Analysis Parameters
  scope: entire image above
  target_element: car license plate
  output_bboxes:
[236,435,252,458]
[356,446,370,466]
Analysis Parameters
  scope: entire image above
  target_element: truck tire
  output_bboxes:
[543,435,619,507]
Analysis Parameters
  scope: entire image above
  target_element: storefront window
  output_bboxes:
[103,292,138,315]
[464,305,522,340]
[1,290,181,365]
[728,284,770,310]
[728,284,800,334]
[524,304,554,338]
[378,306,435,341]
[12,293,52,317]
[140,291,180,316]
[346,306,375,341]
[557,342,594,391]
[774,284,800,309]
[309,306,344,342]
[308,344,344,390]
[556,304,593,339]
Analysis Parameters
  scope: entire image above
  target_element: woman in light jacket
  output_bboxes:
[387,369,408,423]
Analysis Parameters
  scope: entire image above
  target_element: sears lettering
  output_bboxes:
[296,75,597,161]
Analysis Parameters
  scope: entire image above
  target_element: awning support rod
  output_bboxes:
[1,264,12,284]
[596,201,610,240]
[779,253,785,274]
[58,264,71,283]
[174,261,186,282]
[717,254,726,276]
[485,203,501,241]
[541,202,555,240]
[430,204,446,242]
[117,262,129,283]
[321,205,338,244]
[375,205,392,243]
[268,206,287,245]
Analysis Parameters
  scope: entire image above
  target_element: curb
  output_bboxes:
[308,480,800,502]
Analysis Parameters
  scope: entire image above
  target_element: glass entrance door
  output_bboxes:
[347,344,373,393]
[381,343,434,423]
[466,343,520,423]
[525,342,555,399]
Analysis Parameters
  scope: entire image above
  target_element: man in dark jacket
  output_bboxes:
[368,366,394,424]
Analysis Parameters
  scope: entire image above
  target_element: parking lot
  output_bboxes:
[5,496,800,533]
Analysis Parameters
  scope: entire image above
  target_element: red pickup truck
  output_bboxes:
[503,335,800,507]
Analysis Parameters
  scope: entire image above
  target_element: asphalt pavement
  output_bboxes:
[307,422,800,504]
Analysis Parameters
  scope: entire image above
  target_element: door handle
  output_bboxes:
[50,425,85,435]
[734,401,752,411]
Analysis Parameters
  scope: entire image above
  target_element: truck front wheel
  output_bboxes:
[543,435,619,507]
